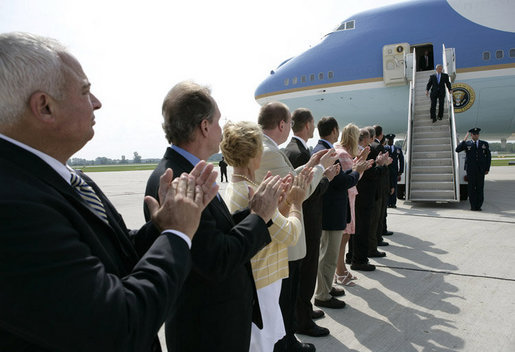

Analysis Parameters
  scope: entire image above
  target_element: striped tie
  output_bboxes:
[70,172,109,223]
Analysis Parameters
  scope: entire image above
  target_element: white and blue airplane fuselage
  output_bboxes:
[255,0,515,140]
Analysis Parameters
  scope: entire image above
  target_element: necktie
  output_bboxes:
[70,172,109,223]
[437,73,440,84]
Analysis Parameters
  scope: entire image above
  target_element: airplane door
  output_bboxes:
[445,47,456,82]
[383,43,410,86]
[405,52,414,81]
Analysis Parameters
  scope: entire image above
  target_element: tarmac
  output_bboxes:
[88,165,515,352]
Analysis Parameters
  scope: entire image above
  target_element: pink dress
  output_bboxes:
[335,144,358,234]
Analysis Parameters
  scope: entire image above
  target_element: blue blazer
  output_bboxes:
[313,140,360,231]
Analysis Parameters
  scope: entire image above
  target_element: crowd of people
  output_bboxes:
[0,32,406,352]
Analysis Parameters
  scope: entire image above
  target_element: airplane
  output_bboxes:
[254,0,515,202]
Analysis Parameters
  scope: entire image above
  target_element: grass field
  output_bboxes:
[74,164,158,172]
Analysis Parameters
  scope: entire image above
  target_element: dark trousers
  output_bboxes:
[274,259,302,351]
[352,194,372,264]
[367,197,381,255]
[467,167,485,210]
[376,191,388,243]
[388,179,398,206]
[430,93,445,119]
[295,228,322,330]
[220,169,228,182]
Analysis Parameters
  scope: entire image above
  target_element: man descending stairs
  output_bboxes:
[408,70,457,201]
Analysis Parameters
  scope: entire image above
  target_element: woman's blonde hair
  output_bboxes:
[339,123,360,157]
[220,121,263,167]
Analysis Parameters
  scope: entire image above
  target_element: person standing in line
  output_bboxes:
[255,102,337,352]
[334,123,369,286]
[0,32,219,352]
[385,134,404,208]
[455,127,491,211]
[221,120,314,352]
[145,81,283,352]
[426,64,452,123]
[218,156,228,182]
[283,108,340,338]
[313,117,371,310]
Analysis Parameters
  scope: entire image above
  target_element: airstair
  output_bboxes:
[404,46,461,202]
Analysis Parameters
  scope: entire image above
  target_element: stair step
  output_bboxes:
[412,144,451,152]
[409,189,457,201]
[413,125,449,133]
[411,165,453,173]
[412,158,452,166]
[411,173,454,182]
[412,152,452,160]
[410,181,454,190]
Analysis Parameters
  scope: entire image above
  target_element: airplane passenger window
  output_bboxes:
[496,50,504,59]
[310,74,315,81]
[328,71,334,79]
[345,21,355,30]
[482,51,490,60]
[284,78,289,86]
[510,49,515,58]
[301,75,306,83]
[292,77,298,85]
[318,72,324,80]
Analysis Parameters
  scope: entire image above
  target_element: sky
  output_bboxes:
[0,0,405,160]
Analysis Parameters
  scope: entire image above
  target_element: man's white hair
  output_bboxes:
[0,32,67,126]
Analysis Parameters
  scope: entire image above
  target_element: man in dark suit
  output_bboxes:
[418,49,433,71]
[218,156,228,182]
[455,128,491,211]
[426,64,453,122]
[0,32,218,352]
[283,109,338,337]
[145,81,281,352]
[313,117,369,309]
[385,134,404,208]
[351,128,390,271]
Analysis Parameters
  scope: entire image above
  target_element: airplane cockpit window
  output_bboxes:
[510,48,515,58]
[496,50,504,59]
[482,51,490,60]
[336,20,355,31]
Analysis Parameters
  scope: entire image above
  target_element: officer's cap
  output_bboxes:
[468,127,481,134]
[385,134,396,139]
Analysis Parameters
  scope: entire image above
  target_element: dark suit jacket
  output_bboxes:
[144,147,271,352]
[0,138,190,352]
[426,72,452,97]
[283,137,330,236]
[313,140,359,230]
[356,142,388,204]
[455,139,491,174]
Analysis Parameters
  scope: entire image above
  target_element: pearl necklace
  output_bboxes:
[232,173,259,186]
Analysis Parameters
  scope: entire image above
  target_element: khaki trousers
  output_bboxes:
[315,230,343,301]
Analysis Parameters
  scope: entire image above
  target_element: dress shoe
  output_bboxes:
[296,324,330,337]
[432,118,436,123]
[377,241,389,246]
[329,286,345,297]
[311,309,325,319]
[290,341,316,352]
[387,204,397,208]
[438,116,443,120]
[368,251,386,258]
[383,230,394,236]
[351,263,376,271]
[345,257,352,264]
[314,297,346,309]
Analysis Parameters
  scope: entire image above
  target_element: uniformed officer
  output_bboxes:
[384,134,404,208]
[455,128,491,211]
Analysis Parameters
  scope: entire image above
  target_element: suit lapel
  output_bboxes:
[167,148,234,225]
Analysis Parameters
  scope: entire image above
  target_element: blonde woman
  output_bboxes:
[221,121,313,352]
[334,123,365,286]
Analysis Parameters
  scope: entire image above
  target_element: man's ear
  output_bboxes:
[28,92,54,123]
[278,119,285,132]
[200,119,209,138]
